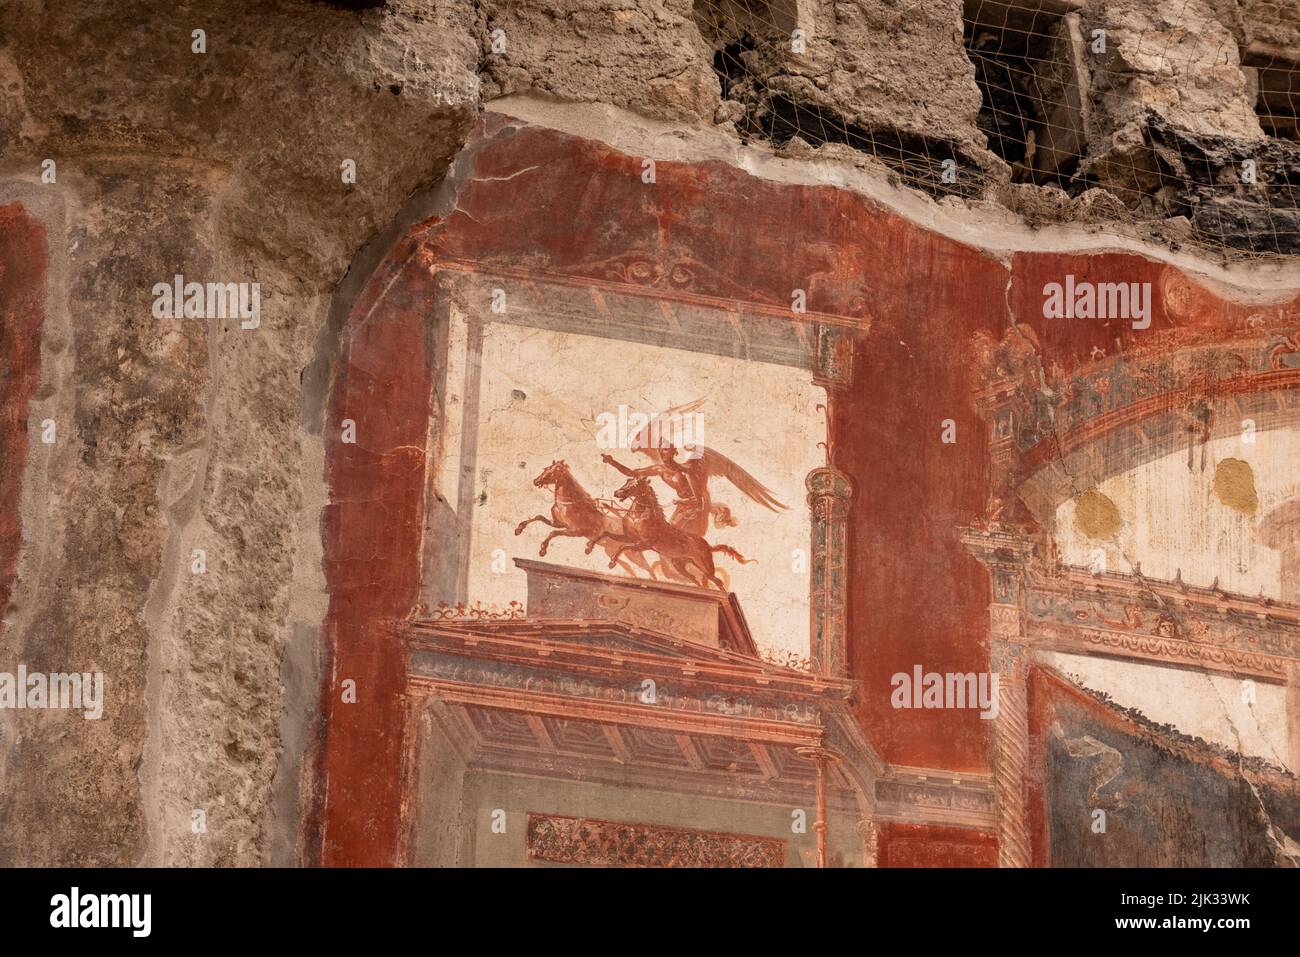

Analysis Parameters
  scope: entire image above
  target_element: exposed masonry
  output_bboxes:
[1254,54,1300,142]
[684,0,1300,254]
[963,0,1300,254]
[693,0,994,198]
[475,0,1300,251]
[0,0,482,867]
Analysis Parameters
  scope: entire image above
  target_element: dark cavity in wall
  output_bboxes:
[964,0,1081,192]
[754,95,974,200]
[1249,56,1300,143]
[1147,113,1300,256]
[694,0,977,200]
[712,35,757,102]
[695,0,797,45]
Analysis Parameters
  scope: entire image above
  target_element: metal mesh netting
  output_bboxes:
[693,0,1300,257]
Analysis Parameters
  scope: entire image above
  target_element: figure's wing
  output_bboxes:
[693,446,788,512]
[628,398,707,451]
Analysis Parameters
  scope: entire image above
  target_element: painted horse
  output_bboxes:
[596,476,754,590]
[515,461,655,578]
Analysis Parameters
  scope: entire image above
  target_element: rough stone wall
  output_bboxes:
[1079,0,1264,197]
[0,0,479,866]
[0,0,1298,866]
[693,0,998,196]
[478,0,990,158]
[1241,0,1300,51]
[1090,0,1262,141]
[479,0,721,122]
[702,0,987,146]
[962,0,1300,253]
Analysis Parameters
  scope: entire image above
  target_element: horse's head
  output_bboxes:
[533,460,567,488]
[614,476,650,501]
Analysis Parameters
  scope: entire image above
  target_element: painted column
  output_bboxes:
[962,526,1036,868]
[1287,661,1300,777]
[1259,499,1300,773]
[963,324,1052,866]
[857,816,879,868]
[990,634,1031,867]
[794,744,837,867]
[814,752,828,868]
[807,467,852,678]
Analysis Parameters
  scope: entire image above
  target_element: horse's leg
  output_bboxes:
[600,535,644,574]
[663,558,696,585]
[586,530,637,555]
[538,527,581,557]
[668,557,705,587]
[687,546,725,590]
[611,548,655,579]
[515,514,560,536]
[606,536,649,569]
[654,558,696,584]
[685,560,711,588]
[696,546,728,590]
[700,555,726,591]
[685,561,725,591]
[598,536,642,571]
[622,549,656,579]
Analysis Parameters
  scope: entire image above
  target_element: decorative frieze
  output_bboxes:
[525,812,785,868]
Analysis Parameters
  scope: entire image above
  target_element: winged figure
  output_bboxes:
[599,398,788,541]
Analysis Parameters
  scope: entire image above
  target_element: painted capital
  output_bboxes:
[813,324,856,388]
[960,524,1037,618]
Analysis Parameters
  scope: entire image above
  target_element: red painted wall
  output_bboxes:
[312,116,1013,863]
[0,203,48,645]
[312,115,1300,865]
[830,233,1006,773]
[877,822,998,867]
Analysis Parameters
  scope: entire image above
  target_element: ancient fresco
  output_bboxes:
[6,108,1300,871]
[7,0,1300,928]
[295,116,1300,868]
[426,299,824,661]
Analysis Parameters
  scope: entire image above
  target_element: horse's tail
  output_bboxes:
[711,544,756,565]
